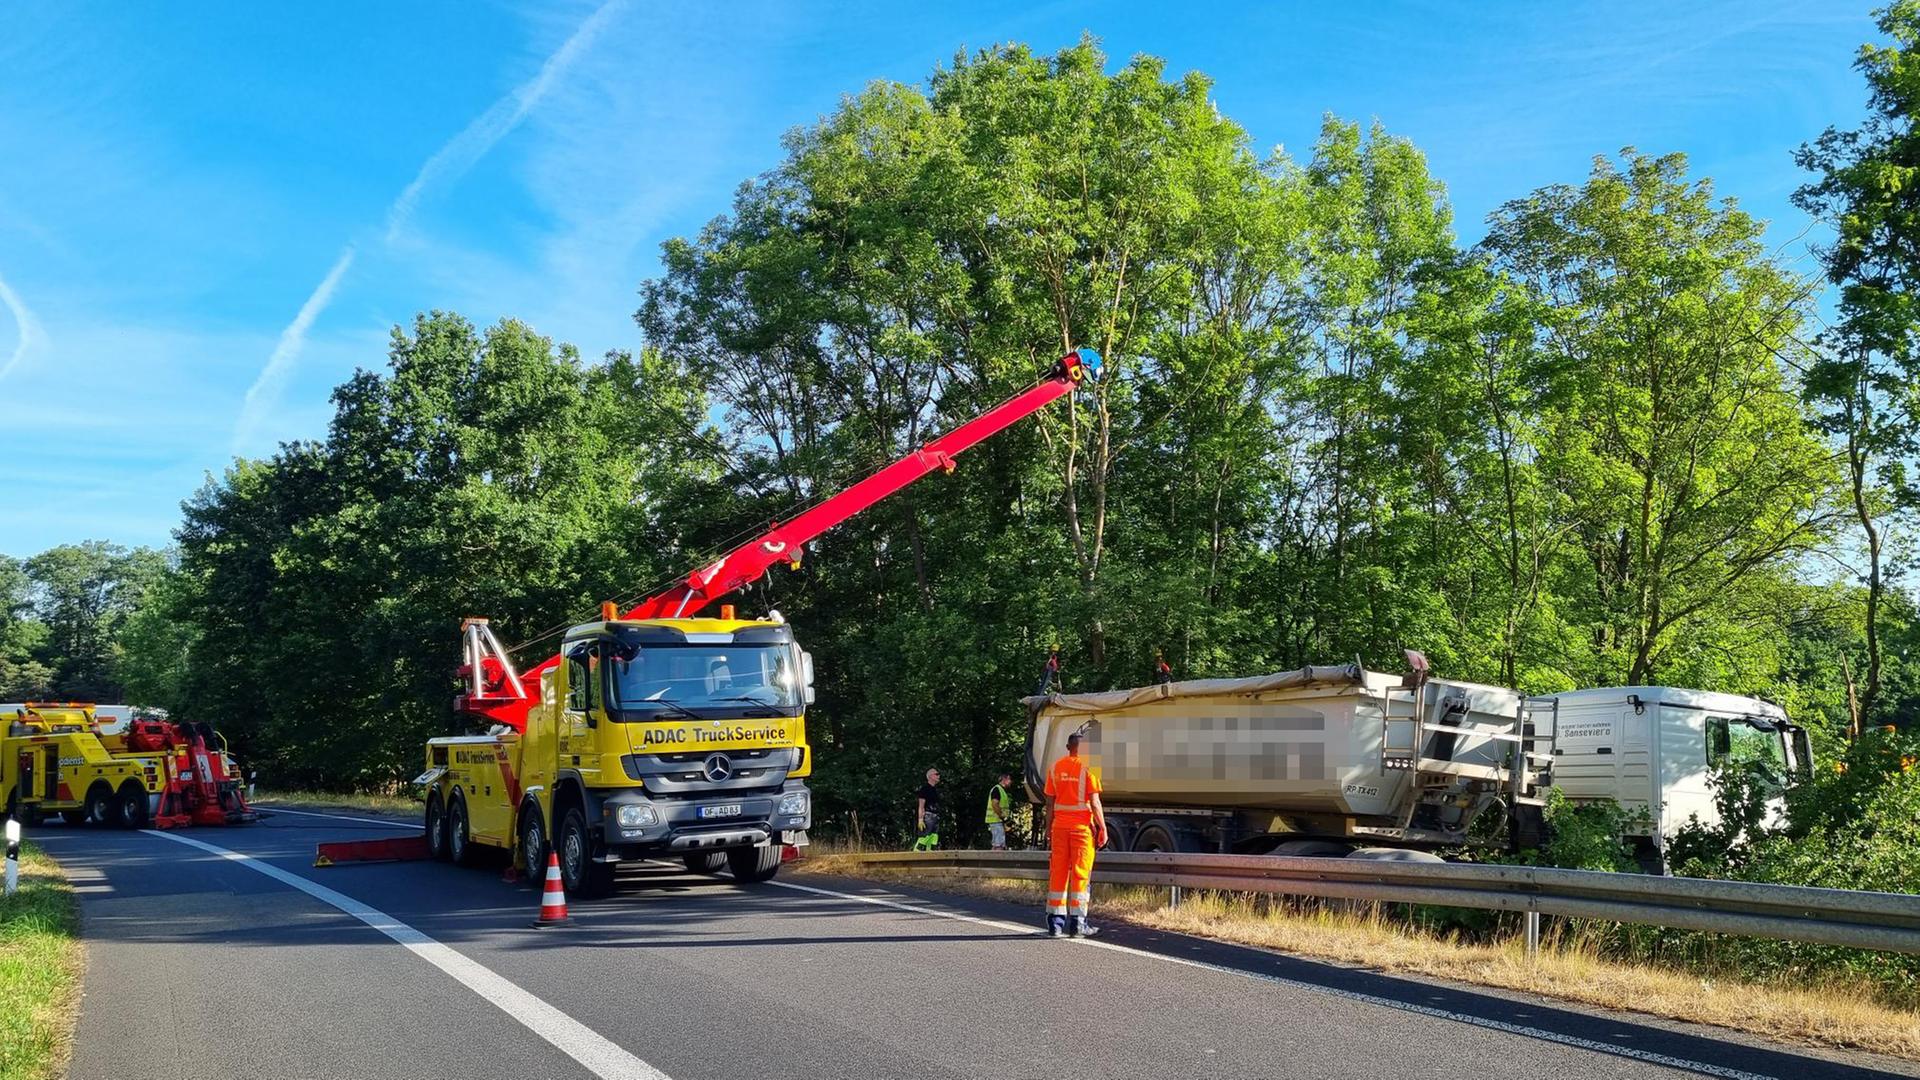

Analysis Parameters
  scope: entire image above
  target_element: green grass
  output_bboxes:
[0,842,82,1080]
[253,789,422,815]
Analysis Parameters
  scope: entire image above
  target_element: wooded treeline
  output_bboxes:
[36,23,1920,844]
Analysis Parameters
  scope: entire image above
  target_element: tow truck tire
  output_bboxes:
[424,792,448,861]
[682,852,726,875]
[447,794,475,867]
[726,844,782,883]
[85,784,120,828]
[517,803,548,884]
[557,806,615,899]
[116,783,149,829]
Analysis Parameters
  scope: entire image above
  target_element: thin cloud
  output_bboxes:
[232,0,628,451]
[0,270,46,382]
[385,0,629,244]
[232,245,356,454]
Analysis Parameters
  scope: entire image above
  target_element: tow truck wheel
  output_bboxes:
[447,795,475,867]
[682,852,726,875]
[84,784,120,827]
[116,783,150,829]
[517,804,547,883]
[557,806,614,899]
[726,844,782,883]
[424,791,448,861]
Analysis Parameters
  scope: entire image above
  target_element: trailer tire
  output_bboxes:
[424,792,448,861]
[517,803,548,884]
[682,852,726,875]
[85,783,119,827]
[726,844,782,883]
[557,807,614,898]
[447,794,476,867]
[116,782,149,829]
[1270,839,1353,859]
[1130,823,1182,854]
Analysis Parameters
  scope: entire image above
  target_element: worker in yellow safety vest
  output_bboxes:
[986,771,1014,851]
[1042,730,1107,938]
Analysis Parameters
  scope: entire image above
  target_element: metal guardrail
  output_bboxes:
[836,849,1920,955]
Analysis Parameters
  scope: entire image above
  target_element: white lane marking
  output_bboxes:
[768,877,1775,1080]
[256,804,416,829]
[146,830,670,1080]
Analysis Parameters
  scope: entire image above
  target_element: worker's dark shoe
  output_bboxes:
[1067,917,1098,938]
[1047,915,1068,938]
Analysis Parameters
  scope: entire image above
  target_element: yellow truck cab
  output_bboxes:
[3,702,167,827]
[421,614,814,895]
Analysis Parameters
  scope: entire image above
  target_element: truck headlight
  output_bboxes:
[777,791,808,816]
[616,804,658,828]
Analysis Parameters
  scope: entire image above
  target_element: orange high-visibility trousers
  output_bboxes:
[1047,821,1096,919]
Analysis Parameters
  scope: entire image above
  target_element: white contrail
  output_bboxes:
[233,0,627,449]
[231,245,355,453]
[385,0,628,243]
[0,270,46,382]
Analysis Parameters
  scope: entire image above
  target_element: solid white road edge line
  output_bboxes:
[255,804,415,829]
[766,877,1776,1080]
[146,830,670,1080]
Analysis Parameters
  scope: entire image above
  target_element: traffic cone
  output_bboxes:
[531,851,570,928]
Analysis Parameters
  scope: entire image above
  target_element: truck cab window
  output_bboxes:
[567,655,589,712]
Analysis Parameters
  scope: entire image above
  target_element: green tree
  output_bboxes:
[1794,0,1920,728]
[1483,150,1840,686]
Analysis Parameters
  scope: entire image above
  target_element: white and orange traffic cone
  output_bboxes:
[531,851,570,928]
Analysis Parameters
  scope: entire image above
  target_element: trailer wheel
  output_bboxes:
[116,783,150,829]
[85,783,119,827]
[517,803,548,883]
[726,844,782,883]
[682,852,726,875]
[557,807,614,898]
[1131,823,1181,854]
[447,794,475,867]
[424,792,448,861]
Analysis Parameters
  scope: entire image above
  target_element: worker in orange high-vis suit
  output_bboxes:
[1042,729,1108,938]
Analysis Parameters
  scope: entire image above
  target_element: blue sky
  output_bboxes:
[0,0,1879,556]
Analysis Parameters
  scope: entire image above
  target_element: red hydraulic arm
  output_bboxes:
[457,347,1101,731]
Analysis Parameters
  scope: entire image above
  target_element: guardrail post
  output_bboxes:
[1169,885,1181,908]
[4,819,19,898]
[1524,910,1540,957]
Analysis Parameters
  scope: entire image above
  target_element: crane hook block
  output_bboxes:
[1059,347,1102,384]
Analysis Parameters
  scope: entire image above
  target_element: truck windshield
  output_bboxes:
[608,644,801,714]
[1708,715,1788,786]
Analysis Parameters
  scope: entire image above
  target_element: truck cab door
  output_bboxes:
[561,645,596,775]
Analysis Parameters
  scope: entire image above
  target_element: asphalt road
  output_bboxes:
[29,807,1918,1080]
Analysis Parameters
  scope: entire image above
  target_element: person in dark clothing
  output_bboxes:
[1154,649,1173,686]
[913,767,942,850]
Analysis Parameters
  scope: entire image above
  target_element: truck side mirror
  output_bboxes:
[801,650,816,706]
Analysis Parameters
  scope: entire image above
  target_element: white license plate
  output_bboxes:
[699,804,743,819]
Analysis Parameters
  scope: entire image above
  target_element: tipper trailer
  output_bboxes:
[1025,661,1807,867]
[420,348,1102,896]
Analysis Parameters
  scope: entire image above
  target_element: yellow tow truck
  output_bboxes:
[419,348,1101,896]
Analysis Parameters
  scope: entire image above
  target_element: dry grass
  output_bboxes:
[0,842,83,1080]
[254,789,421,815]
[804,852,1920,1062]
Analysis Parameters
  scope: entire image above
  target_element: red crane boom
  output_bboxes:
[456,347,1101,732]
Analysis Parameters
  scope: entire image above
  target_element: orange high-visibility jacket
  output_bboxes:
[1045,754,1100,827]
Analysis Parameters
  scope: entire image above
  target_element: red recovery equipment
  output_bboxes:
[455,347,1103,730]
[123,719,259,827]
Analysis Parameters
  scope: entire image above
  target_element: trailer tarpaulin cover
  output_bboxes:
[1021,664,1366,716]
